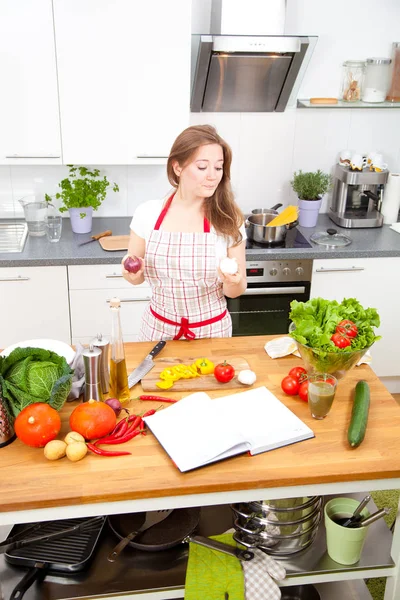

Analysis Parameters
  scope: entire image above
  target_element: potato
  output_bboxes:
[44,440,67,461]
[64,431,85,445]
[66,442,88,462]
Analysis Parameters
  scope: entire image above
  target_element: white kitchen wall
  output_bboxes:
[1,0,400,220]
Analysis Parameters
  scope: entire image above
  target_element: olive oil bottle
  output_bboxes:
[109,297,130,402]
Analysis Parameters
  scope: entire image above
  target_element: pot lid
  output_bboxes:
[310,228,352,248]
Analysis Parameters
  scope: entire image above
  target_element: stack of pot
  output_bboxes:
[231,496,322,557]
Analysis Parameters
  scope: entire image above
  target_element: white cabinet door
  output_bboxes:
[310,258,400,377]
[0,267,70,348]
[0,0,62,165]
[54,0,191,165]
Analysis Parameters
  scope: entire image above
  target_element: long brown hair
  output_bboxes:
[167,125,243,245]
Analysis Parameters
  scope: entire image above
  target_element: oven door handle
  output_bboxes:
[242,286,306,296]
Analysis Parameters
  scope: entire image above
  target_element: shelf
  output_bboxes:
[316,579,373,599]
[0,495,394,600]
[297,99,400,109]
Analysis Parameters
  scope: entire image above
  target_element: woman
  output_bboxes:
[122,124,247,341]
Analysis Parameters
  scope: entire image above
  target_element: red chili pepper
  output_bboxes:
[135,395,177,403]
[139,418,146,435]
[87,443,131,457]
[97,429,141,446]
[114,418,129,438]
[143,409,157,418]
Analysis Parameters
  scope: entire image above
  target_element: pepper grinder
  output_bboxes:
[0,384,16,448]
[91,333,110,394]
[82,344,103,402]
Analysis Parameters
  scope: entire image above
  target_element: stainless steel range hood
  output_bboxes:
[191,1,317,112]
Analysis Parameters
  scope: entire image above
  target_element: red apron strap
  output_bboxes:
[154,193,175,230]
[203,218,211,233]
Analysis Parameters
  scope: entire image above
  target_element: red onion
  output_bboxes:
[105,398,129,417]
[124,255,141,274]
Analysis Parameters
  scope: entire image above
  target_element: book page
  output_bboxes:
[143,392,247,472]
[213,386,314,454]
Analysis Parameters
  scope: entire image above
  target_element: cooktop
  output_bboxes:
[245,227,312,250]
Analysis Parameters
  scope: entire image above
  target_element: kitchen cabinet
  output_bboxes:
[54,0,191,164]
[68,264,151,345]
[310,257,400,379]
[0,266,70,347]
[0,0,62,165]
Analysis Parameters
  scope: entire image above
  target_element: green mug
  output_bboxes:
[324,498,370,565]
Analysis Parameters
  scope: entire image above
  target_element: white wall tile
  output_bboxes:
[127,165,169,217]
[0,167,13,218]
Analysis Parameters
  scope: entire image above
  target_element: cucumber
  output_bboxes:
[347,380,370,448]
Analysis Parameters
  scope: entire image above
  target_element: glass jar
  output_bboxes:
[387,42,400,102]
[361,57,391,103]
[341,60,365,102]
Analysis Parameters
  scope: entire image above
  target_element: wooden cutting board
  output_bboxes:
[141,355,251,391]
[99,235,129,251]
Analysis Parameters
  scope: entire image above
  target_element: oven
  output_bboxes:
[226,259,312,336]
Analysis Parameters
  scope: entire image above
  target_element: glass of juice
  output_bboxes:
[308,374,337,419]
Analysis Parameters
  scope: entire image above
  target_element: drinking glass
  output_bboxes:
[308,373,337,419]
[45,215,62,243]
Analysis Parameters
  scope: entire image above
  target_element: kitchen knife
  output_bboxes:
[128,341,166,388]
[78,230,112,246]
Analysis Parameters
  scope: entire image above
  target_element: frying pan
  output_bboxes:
[108,507,253,561]
[5,516,106,600]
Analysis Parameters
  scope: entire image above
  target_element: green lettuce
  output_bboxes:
[289,297,381,354]
[0,347,73,421]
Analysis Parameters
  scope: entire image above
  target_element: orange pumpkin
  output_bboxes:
[14,403,61,448]
[69,400,116,440]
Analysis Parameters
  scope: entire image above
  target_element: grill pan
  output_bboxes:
[5,516,105,600]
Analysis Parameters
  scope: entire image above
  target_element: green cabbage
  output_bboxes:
[0,347,73,421]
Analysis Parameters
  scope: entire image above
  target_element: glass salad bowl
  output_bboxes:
[294,339,371,380]
[288,323,371,380]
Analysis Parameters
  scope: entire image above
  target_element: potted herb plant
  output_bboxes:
[46,166,119,234]
[290,170,332,227]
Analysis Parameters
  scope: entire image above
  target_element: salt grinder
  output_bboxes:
[82,344,103,402]
[0,384,16,448]
[91,332,110,394]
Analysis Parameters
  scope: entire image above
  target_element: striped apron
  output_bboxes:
[138,194,231,341]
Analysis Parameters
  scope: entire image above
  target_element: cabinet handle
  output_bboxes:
[136,155,168,159]
[242,286,306,296]
[315,267,365,273]
[106,297,151,303]
[0,276,30,282]
[105,274,123,279]
[5,154,61,159]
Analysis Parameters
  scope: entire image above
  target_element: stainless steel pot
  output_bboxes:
[251,203,282,215]
[246,210,297,245]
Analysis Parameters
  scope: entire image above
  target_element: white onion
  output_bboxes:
[220,257,238,275]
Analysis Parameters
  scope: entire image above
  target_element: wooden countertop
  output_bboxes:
[2,335,400,515]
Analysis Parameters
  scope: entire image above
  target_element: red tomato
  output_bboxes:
[298,380,309,402]
[214,361,235,383]
[69,400,116,440]
[281,376,300,396]
[14,403,61,448]
[325,377,336,386]
[336,319,358,339]
[331,332,351,348]
[288,366,307,382]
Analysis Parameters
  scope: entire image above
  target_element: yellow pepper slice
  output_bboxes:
[194,357,215,375]
[156,379,174,390]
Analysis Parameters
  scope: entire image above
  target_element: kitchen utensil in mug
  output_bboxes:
[338,149,352,167]
[45,215,62,242]
[324,497,370,564]
[108,510,173,561]
[339,494,371,527]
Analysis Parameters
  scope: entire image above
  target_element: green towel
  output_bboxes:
[185,533,245,600]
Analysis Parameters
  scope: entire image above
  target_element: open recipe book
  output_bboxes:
[143,386,314,472]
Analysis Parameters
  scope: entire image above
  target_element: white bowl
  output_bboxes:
[0,339,75,365]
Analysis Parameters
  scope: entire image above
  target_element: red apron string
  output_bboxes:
[149,307,227,341]
[154,192,211,233]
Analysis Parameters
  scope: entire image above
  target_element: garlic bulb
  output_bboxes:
[220,256,238,275]
[238,370,257,386]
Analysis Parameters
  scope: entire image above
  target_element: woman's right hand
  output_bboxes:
[121,254,145,284]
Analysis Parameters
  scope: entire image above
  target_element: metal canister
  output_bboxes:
[82,344,103,402]
[0,384,16,448]
[91,333,110,394]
